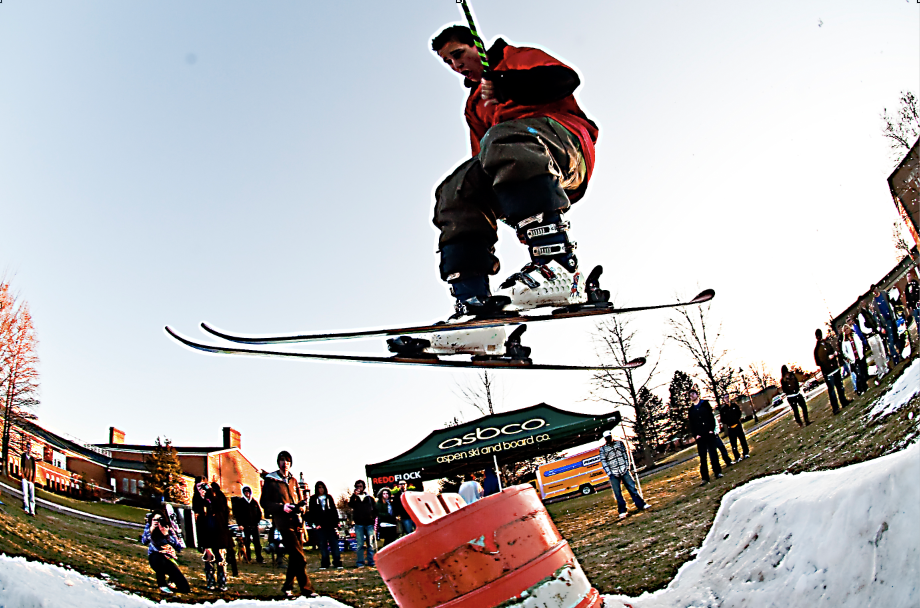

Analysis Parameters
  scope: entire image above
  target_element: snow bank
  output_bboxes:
[604,442,920,608]
[868,357,920,420]
[0,553,351,608]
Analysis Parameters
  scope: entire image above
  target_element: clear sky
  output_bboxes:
[1,1,917,496]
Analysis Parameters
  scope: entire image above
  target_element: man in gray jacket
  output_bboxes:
[598,430,649,519]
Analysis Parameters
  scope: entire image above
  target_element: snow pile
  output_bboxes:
[605,442,920,608]
[868,358,920,420]
[0,553,350,608]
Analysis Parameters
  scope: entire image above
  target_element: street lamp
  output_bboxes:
[739,367,759,423]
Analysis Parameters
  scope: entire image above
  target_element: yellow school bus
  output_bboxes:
[536,445,609,501]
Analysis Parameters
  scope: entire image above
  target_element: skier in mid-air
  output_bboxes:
[430,25,600,325]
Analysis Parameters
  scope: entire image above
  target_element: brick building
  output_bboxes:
[96,426,263,502]
[4,421,262,504]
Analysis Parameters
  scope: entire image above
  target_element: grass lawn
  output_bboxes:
[0,477,149,522]
[1,361,918,606]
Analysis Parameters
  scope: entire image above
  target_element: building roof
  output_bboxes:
[17,420,147,472]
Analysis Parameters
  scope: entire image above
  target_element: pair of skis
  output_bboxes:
[165,288,714,371]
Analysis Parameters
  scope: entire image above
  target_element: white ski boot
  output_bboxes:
[496,260,586,311]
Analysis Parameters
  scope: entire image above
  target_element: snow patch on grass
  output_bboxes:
[604,442,920,608]
[868,358,920,420]
[0,553,351,608]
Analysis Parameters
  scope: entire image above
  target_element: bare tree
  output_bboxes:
[748,361,777,392]
[881,90,920,161]
[453,370,501,416]
[892,220,918,264]
[668,300,732,406]
[1,282,40,476]
[591,313,662,468]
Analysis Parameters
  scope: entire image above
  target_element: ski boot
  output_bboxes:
[496,211,610,312]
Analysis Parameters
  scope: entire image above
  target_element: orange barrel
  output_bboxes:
[376,485,602,608]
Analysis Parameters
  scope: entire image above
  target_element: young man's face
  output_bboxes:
[278,458,291,475]
[437,40,484,83]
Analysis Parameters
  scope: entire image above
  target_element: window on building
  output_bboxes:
[122,478,129,493]
[130,479,137,494]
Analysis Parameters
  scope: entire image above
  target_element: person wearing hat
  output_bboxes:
[260,451,316,598]
[598,430,649,519]
[687,387,723,486]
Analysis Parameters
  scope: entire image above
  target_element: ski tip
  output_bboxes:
[690,288,715,304]
[627,357,647,368]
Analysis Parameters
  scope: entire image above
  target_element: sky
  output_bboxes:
[1,0,918,495]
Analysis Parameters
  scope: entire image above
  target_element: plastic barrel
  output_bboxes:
[376,485,602,608]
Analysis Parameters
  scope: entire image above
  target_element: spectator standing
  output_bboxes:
[309,481,343,570]
[598,430,649,519]
[142,511,190,594]
[780,365,811,427]
[19,442,36,516]
[718,395,750,460]
[873,285,902,366]
[192,480,229,591]
[375,488,400,548]
[458,473,484,505]
[390,480,416,535]
[231,485,263,564]
[688,388,723,486]
[210,482,237,579]
[260,451,316,597]
[905,270,920,350]
[841,325,868,395]
[482,468,501,497]
[860,304,890,380]
[349,480,377,568]
[814,329,850,414]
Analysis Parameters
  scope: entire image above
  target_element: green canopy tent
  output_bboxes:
[365,403,621,492]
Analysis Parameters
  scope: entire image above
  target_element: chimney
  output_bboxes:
[109,427,125,445]
[222,427,241,450]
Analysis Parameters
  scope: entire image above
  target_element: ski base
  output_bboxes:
[165,326,645,371]
[199,289,716,346]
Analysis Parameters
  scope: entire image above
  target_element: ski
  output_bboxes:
[199,289,715,346]
[164,326,646,371]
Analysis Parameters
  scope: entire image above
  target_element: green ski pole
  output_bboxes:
[457,0,490,76]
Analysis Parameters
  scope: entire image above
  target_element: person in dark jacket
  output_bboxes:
[905,270,920,351]
[231,485,263,563]
[872,285,901,366]
[375,488,400,548]
[687,388,723,486]
[308,481,342,569]
[718,395,749,461]
[210,483,237,578]
[780,365,811,426]
[482,468,501,497]
[814,328,850,414]
[390,479,417,535]
[349,480,376,568]
[192,480,231,590]
[260,451,316,597]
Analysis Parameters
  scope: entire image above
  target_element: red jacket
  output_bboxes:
[464,39,599,194]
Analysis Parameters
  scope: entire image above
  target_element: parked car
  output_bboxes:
[771,393,786,407]
[801,378,821,393]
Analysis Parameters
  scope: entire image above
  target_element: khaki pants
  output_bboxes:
[433,117,586,281]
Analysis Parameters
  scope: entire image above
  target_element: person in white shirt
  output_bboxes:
[458,473,484,505]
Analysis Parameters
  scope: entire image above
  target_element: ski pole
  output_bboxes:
[456,0,490,75]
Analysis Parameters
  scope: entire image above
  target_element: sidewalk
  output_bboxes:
[0,479,142,529]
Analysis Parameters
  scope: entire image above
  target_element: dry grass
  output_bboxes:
[1,362,918,606]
